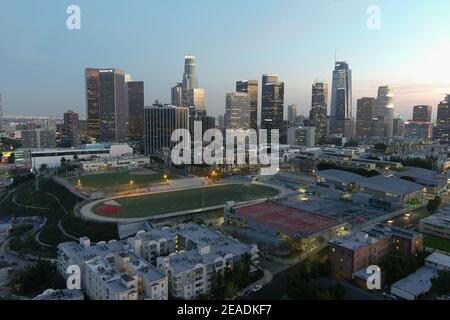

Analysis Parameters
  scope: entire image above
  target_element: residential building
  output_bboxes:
[329,224,423,280]
[33,289,84,301]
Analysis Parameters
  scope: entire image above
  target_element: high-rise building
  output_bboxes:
[261,74,284,131]
[393,115,404,137]
[171,83,183,107]
[435,95,450,144]
[187,88,205,111]
[236,80,258,130]
[287,105,298,123]
[126,80,145,140]
[309,82,329,142]
[377,85,394,137]
[355,98,377,138]
[181,55,200,108]
[330,62,354,140]
[22,129,56,149]
[85,68,127,142]
[404,121,433,140]
[85,68,100,138]
[143,104,189,155]
[225,92,251,130]
[413,105,432,122]
[218,115,225,129]
[0,94,3,133]
[287,126,315,147]
[63,110,79,136]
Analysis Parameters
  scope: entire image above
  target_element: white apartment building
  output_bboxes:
[85,257,139,300]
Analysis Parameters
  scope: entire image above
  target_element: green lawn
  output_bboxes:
[95,184,279,218]
[67,171,169,189]
[424,235,450,253]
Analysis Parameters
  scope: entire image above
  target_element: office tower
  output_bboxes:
[261,74,284,131]
[143,104,189,155]
[309,82,329,143]
[171,83,183,107]
[404,121,433,140]
[225,92,251,130]
[126,80,145,140]
[0,95,3,132]
[22,129,56,149]
[236,80,258,130]
[85,68,127,142]
[68,129,82,148]
[377,85,394,137]
[63,110,79,136]
[78,120,87,135]
[287,126,315,147]
[413,105,432,122]
[181,55,202,108]
[330,62,354,139]
[182,54,198,91]
[371,117,386,137]
[435,95,450,143]
[85,68,100,138]
[393,115,404,137]
[218,115,225,129]
[355,97,377,138]
[287,105,298,123]
[187,88,205,111]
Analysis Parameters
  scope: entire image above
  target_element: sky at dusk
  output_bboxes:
[0,0,449,120]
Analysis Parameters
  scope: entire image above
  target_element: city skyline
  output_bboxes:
[0,1,449,120]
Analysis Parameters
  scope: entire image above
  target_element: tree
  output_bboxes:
[7,152,15,164]
[427,196,442,215]
[344,140,358,148]
[431,271,450,296]
[39,164,48,173]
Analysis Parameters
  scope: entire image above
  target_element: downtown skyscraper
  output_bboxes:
[355,97,377,138]
[330,62,354,140]
[126,80,145,140]
[435,95,450,144]
[261,74,284,132]
[85,68,127,142]
[225,92,251,130]
[377,85,394,137]
[309,81,328,143]
[236,80,258,130]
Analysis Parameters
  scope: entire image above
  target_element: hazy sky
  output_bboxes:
[0,0,449,120]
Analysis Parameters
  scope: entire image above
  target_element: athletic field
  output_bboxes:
[67,170,168,190]
[94,184,279,218]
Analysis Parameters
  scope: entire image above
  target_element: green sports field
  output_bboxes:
[94,184,279,218]
[67,171,169,189]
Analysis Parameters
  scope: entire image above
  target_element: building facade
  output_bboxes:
[126,81,144,140]
[261,74,284,132]
[225,92,251,130]
[309,82,328,143]
[236,80,258,130]
[356,97,377,138]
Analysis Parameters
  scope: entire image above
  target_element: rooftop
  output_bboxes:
[426,252,450,269]
[420,206,450,229]
[232,201,340,237]
[391,266,438,298]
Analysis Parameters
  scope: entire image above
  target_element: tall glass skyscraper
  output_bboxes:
[236,80,258,130]
[330,62,354,139]
[182,54,198,90]
[126,80,145,140]
[377,85,394,137]
[309,82,328,143]
[85,68,127,142]
[261,74,284,131]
